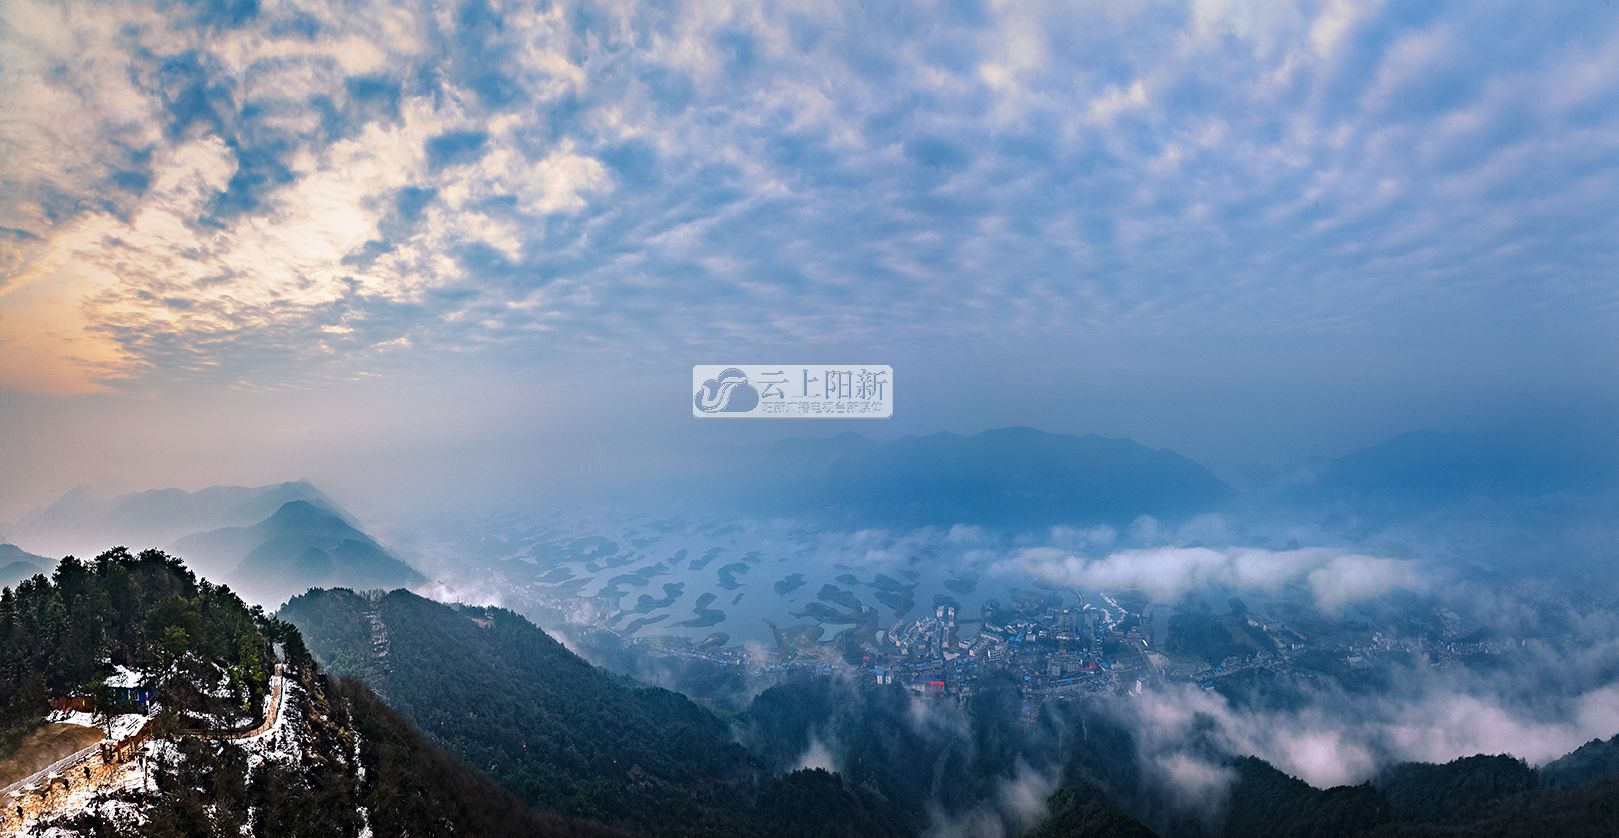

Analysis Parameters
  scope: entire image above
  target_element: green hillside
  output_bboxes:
[1,548,607,837]
[281,587,762,835]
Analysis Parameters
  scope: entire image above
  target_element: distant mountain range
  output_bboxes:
[0,543,51,588]
[11,481,345,559]
[9,482,421,606]
[1278,429,1618,506]
[698,427,1235,527]
[728,427,1615,528]
[172,500,423,605]
[10,425,1611,601]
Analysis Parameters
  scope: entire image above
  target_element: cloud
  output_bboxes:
[1113,668,1619,794]
[994,761,1061,830]
[0,0,1614,394]
[1304,553,1428,612]
[793,737,837,772]
[1090,599,1619,811]
[1011,544,1430,612]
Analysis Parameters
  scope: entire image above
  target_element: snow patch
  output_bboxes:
[232,678,301,769]
[46,709,153,740]
[104,665,148,689]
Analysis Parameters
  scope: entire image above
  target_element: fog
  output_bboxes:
[4,327,1616,530]
[3,1,1619,833]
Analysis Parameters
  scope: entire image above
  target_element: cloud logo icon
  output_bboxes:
[693,368,760,414]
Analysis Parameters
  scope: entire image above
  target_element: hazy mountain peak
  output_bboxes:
[12,480,347,560]
[0,543,52,588]
[169,498,422,607]
[264,498,343,525]
[1297,428,1615,503]
[720,426,1232,527]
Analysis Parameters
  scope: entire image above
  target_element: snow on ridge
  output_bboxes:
[234,678,302,769]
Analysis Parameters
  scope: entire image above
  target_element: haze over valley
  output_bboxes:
[2,0,1617,834]
[4,421,1618,834]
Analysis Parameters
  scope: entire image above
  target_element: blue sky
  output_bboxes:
[1,0,1617,516]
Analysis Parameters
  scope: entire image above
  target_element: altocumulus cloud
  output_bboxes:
[0,0,1616,393]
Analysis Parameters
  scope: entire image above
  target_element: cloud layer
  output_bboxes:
[1122,665,1619,793]
[2,0,1617,393]
[1012,544,1430,613]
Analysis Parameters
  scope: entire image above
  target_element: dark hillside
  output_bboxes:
[283,587,762,834]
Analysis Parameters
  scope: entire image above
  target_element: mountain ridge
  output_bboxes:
[172,500,423,606]
[1281,429,1617,503]
[0,547,604,837]
[693,426,1235,528]
[280,586,764,835]
[12,481,347,559]
[0,544,51,589]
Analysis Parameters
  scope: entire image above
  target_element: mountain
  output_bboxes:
[1027,781,1157,838]
[739,673,995,830]
[171,500,423,606]
[12,481,344,560]
[0,543,51,588]
[1375,753,1539,824]
[1208,751,1619,837]
[1287,430,1616,504]
[698,427,1233,527]
[1541,733,1619,789]
[2,548,612,837]
[753,768,911,838]
[13,551,1619,837]
[280,587,761,834]
[1217,756,1390,836]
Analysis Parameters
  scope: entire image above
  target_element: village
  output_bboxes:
[617,585,1522,717]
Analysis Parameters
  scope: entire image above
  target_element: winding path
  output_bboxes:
[189,664,286,740]
[0,664,288,835]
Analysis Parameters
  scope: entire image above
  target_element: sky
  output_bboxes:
[2,0,1618,521]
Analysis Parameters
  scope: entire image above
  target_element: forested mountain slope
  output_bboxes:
[282,587,763,835]
[0,548,607,837]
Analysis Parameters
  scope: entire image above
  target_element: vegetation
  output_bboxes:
[1543,734,1619,789]
[7,549,615,837]
[282,588,762,835]
[735,672,1150,835]
[1029,696,1619,838]
[50,666,612,837]
[754,768,909,837]
[1028,782,1156,838]
[1220,756,1390,837]
[13,551,1619,837]
[0,548,276,750]
[1165,606,1277,665]
[737,674,956,829]
[1211,752,1619,837]
[1376,754,1538,824]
